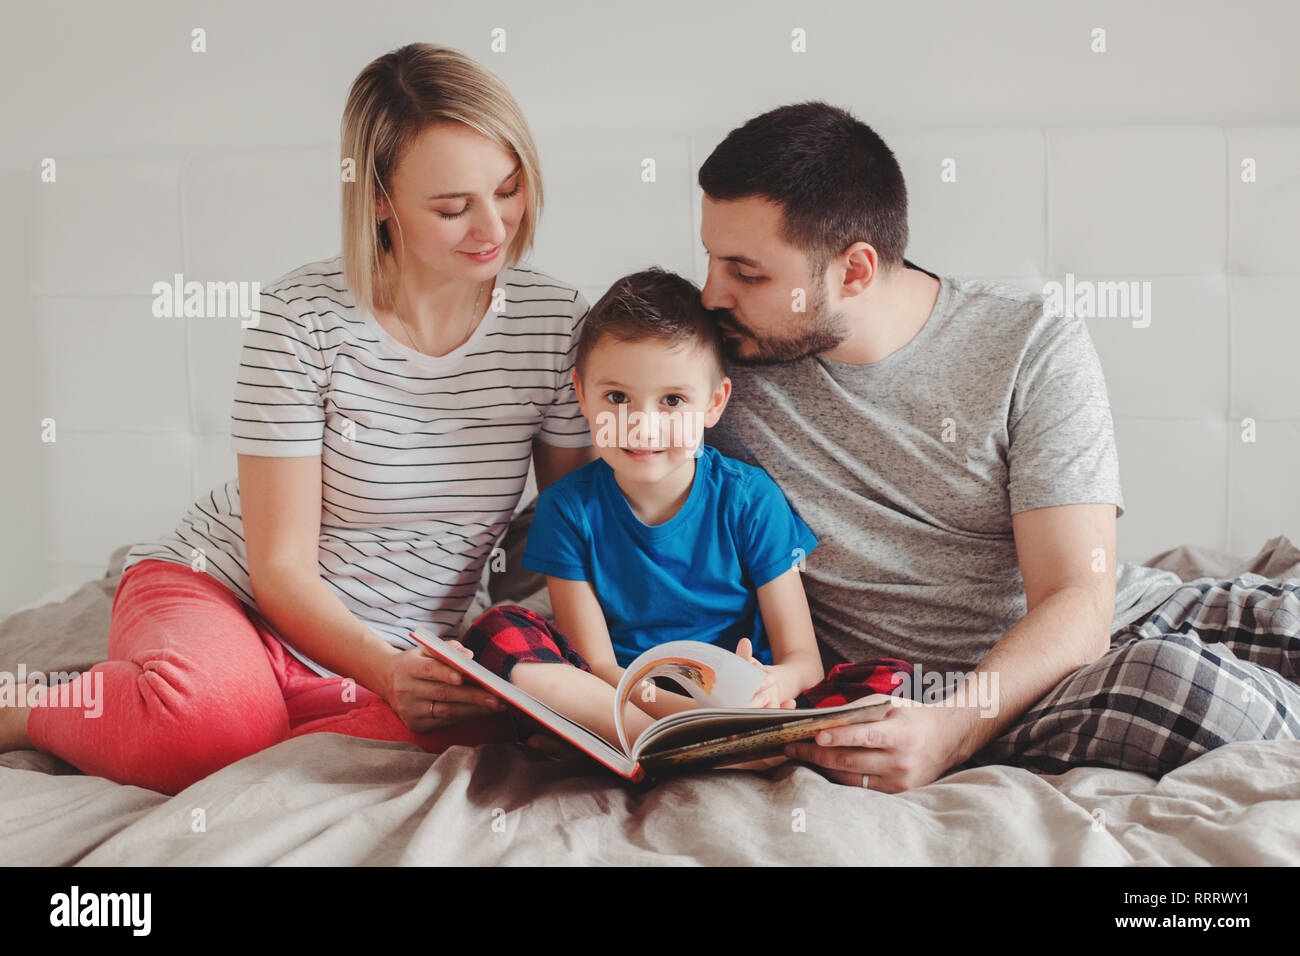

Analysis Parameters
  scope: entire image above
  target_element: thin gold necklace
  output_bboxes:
[392,278,489,357]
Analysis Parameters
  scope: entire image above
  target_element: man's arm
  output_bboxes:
[785,501,1118,790]
[949,501,1118,762]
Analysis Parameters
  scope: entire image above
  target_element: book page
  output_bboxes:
[632,697,894,770]
[612,640,766,755]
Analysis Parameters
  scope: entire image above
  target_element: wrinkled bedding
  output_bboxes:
[2,537,1298,865]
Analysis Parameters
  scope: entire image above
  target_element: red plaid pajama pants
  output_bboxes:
[458,604,913,708]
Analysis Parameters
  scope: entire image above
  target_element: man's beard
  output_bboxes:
[718,281,850,366]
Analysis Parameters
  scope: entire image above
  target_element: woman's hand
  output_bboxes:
[381,640,507,732]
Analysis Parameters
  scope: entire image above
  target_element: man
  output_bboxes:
[698,101,1300,792]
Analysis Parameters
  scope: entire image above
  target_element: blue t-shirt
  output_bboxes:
[521,444,819,666]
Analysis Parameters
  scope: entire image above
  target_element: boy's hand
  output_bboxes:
[706,638,802,771]
[747,673,798,709]
[735,637,798,710]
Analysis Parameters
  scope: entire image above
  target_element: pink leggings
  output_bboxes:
[26,559,517,794]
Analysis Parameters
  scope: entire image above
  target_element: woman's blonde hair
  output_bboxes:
[340,43,543,315]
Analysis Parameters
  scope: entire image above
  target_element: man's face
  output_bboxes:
[699,195,849,365]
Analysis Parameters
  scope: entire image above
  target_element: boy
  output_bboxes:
[461,268,825,748]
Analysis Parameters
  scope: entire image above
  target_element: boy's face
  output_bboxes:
[573,336,731,488]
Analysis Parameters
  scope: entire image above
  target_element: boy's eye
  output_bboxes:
[736,271,762,283]
[602,391,685,407]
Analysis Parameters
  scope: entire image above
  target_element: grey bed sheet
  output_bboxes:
[2,536,1298,866]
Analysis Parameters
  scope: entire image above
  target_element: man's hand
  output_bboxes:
[783,698,976,792]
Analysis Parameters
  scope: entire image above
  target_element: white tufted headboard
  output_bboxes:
[24,125,1300,596]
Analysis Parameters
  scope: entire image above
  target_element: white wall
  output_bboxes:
[3,0,1299,612]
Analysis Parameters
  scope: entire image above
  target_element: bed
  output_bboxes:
[2,508,1298,866]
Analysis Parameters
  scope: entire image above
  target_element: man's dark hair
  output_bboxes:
[575,268,727,387]
[697,101,908,277]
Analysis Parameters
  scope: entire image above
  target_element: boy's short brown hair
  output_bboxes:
[574,268,728,387]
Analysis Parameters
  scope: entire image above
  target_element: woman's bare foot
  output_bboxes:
[0,683,47,752]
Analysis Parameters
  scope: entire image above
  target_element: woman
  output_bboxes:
[0,43,595,794]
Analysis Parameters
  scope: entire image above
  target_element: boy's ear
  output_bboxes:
[704,376,731,427]
[572,368,586,412]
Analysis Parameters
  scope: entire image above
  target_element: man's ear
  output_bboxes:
[839,242,880,298]
[704,375,732,427]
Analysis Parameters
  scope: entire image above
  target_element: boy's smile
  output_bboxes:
[573,337,731,526]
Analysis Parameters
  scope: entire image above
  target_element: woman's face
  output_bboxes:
[376,121,526,279]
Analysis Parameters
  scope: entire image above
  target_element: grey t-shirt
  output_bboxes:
[705,270,1183,676]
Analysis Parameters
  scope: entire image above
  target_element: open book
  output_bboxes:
[410,628,895,782]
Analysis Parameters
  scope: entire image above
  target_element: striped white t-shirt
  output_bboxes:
[122,255,593,677]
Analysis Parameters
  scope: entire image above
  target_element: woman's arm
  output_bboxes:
[532,440,596,493]
[751,567,825,703]
[238,453,503,729]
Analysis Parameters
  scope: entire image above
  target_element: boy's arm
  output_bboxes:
[753,566,825,702]
[548,576,698,720]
